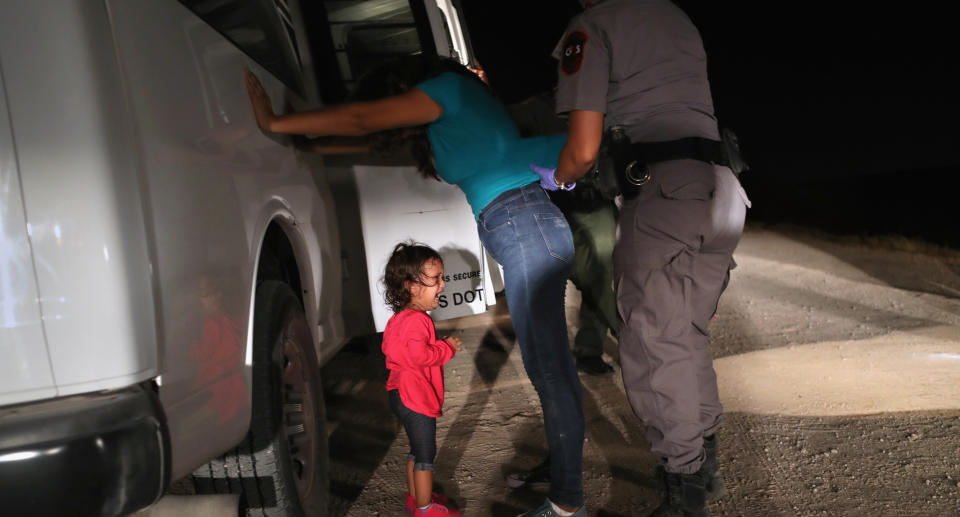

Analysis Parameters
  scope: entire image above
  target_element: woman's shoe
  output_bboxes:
[414,502,461,516]
[517,499,587,516]
[405,492,450,514]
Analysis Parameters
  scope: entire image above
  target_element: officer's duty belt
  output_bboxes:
[619,137,727,199]
[631,137,727,167]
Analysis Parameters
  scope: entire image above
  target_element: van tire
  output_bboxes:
[194,280,328,516]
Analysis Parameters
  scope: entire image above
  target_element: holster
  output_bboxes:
[595,126,749,200]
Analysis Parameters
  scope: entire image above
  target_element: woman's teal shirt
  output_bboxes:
[416,72,566,219]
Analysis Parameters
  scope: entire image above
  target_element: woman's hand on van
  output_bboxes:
[244,68,275,132]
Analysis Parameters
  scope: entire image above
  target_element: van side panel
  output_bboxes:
[0,63,57,405]
[104,0,339,478]
[0,3,157,394]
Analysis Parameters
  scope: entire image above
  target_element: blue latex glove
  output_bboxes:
[530,164,575,191]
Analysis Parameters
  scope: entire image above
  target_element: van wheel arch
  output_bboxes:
[257,222,304,298]
[193,280,329,516]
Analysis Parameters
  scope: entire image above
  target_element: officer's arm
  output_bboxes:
[555,109,604,185]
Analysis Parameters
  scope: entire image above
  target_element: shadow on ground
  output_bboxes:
[322,334,396,517]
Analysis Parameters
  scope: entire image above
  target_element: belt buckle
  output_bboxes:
[625,160,651,186]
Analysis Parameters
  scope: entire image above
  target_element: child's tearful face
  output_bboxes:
[410,258,445,311]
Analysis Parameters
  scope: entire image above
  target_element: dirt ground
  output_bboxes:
[323,223,960,517]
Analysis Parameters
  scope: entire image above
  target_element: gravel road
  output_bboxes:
[323,223,960,517]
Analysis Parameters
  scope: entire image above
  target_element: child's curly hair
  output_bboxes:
[383,242,443,313]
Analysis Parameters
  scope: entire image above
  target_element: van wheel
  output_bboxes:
[194,280,328,516]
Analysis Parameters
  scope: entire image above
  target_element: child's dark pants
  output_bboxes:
[388,389,437,471]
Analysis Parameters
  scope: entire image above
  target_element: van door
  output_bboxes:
[422,0,477,70]
[313,0,497,333]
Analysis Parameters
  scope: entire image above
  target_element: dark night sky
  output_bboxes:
[460,1,960,182]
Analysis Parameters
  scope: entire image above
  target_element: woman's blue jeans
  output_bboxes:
[477,182,585,508]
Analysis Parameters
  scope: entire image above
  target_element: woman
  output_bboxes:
[245,55,586,517]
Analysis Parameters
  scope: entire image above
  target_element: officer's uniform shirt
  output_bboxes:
[554,0,720,143]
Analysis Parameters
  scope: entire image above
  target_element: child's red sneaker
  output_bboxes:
[405,492,450,514]
[413,502,460,516]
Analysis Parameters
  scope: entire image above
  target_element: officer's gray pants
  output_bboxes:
[614,160,749,475]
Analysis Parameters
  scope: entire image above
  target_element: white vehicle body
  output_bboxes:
[0,0,478,515]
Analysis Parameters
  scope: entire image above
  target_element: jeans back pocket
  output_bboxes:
[480,200,514,233]
[534,212,574,263]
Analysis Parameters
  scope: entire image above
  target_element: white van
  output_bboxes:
[0,1,483,515]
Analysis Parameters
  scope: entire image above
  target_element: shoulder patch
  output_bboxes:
[561,30,588,76]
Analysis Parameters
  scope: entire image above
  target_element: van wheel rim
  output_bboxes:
[281,334,317,498]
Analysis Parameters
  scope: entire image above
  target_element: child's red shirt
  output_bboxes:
[382,309,456,417]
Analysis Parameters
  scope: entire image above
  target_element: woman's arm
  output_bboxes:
[297,136,371,155]
[245,68,442,136]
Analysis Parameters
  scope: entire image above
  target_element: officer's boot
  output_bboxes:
[650,468,707,517]
[702,434,728,502]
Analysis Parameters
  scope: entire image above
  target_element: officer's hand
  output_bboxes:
[530,164,575,191]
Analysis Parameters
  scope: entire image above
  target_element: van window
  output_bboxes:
[178,0,305,95]
[320,0,435,96]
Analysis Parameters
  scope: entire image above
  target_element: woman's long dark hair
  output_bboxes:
[350,54,487,181]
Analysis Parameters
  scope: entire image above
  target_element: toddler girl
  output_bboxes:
[382,243,463,516]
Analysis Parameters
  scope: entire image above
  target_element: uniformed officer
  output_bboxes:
[539,1,751,515]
